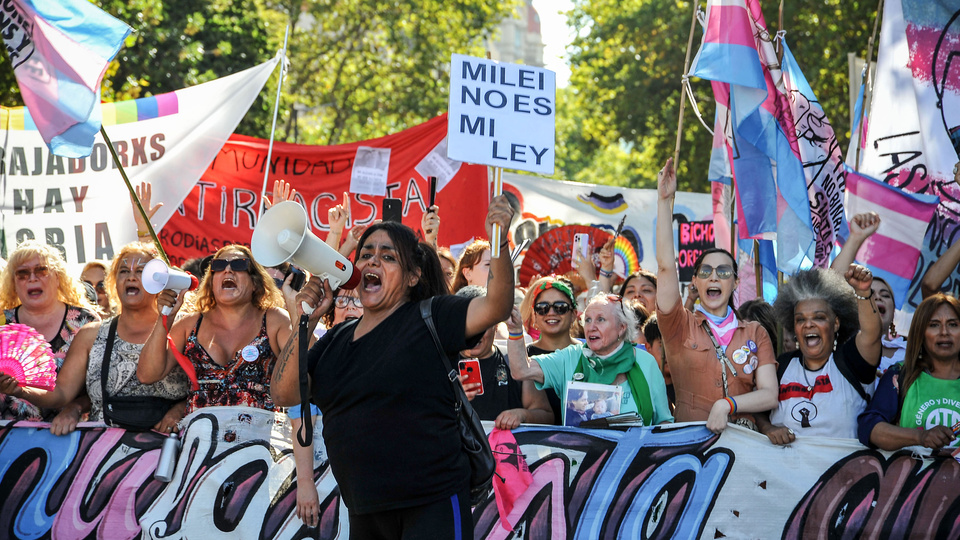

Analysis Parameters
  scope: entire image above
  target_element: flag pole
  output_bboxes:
[100,126,169,265]
[674,0,701,165]
[854,0,884,171]
[753,239,762,299]
[258,25,291,218]
[491,166,504,258]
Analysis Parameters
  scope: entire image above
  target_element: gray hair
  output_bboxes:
[455,284,487,300]
[773,269,859,345]
[582,293,639,343]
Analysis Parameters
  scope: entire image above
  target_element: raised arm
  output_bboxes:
[132,181,163,243]
[830,212,880,272]
[325,192,349,250]
[921,237,960,299]
[504,307,545,384]
[656,158,681,312]
[137,290,188,384]
[422,205,440,248]
[846,263,883,366]
[465,196,515,338]
[596,238,616,293]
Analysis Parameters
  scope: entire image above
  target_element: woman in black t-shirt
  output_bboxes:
[271,197,515,540]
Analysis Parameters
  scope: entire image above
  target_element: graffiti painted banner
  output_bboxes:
[858,0,960,313]
[502,172,713,284]
[4,408,957,539]
[161,115,488,267]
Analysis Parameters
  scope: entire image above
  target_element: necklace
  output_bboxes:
[800,358,814,391]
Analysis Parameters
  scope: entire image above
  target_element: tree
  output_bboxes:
[557,0,878,193]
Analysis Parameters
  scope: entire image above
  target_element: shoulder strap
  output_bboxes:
[832,342,871,402]
[100,318,119,401]
[700,320,737,396]
[420,298,459,389]
[296,317,358,447]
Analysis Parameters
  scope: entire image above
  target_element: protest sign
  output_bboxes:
[675,217,715,282]
[447,54,556,175]
[0,58,279,271]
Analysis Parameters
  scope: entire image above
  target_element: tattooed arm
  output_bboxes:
[271,278,333,407]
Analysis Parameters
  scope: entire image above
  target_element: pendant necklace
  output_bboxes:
[801,358,814,391]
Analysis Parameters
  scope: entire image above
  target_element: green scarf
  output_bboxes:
[574,342,654,425]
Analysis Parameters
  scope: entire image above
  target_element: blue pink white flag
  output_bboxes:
[844,169,939,308]
[0,0,131,158]
[690,0,815,276]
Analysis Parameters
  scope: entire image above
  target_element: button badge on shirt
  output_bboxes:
[241,345,259,362]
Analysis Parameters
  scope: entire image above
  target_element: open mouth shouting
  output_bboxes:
[220,277,238,290]
[362,272,382,293]
[26,286,44,299]
[703,286,723,301]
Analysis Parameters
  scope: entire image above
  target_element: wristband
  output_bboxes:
[598,268,614,278]
[138,230,150,237]
[500,241,509,250]
[724,396,737,414]
[508,332,524,341]
[853,289,873,301]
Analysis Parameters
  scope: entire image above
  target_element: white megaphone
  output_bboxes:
[142,259,200,315]
[252,201,361,313]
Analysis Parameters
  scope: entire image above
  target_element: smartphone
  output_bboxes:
[428,176,438,208]
[287,265,306,292]
[382,198,402,222]
[458,359,484,396]
[572,233,590,264]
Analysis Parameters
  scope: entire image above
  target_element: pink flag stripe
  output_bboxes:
[846,173,940,221]
[857,234,923,279]
[705,4,756,49]
[845,192,933,247]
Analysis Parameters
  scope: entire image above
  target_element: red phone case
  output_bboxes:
[458,359,484,396]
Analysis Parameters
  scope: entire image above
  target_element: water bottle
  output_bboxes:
[155,433,181,482]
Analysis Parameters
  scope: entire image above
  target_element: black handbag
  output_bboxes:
[101,318,179,431]
[419,298,495,506]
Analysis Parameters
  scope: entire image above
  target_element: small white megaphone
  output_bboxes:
[252,201,361,310]
[142,259,200,315]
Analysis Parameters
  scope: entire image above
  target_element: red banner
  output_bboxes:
[162,114,488,266]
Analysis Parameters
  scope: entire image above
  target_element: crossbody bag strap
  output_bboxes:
[100,318,119,403]
[700,320,738,397]
[420,299,460,395]
[296,314,312,447]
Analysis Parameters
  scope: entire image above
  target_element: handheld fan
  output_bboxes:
[0,323,57,391]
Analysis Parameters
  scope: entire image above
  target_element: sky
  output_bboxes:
[532,0,574,87]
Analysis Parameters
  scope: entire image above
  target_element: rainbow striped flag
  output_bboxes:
[844,169,940,308]
[1,0,130,158]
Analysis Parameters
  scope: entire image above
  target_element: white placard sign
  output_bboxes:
[447,54,555,175]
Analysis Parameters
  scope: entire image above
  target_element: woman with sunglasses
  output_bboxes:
[81,261,116,317]
[138,244,292,413]
[0,243,189,434]
[519,277,580,424]
[0,241,100,423]
[270,198,516,538]
[655,158,778,433]
[507,293,673,427]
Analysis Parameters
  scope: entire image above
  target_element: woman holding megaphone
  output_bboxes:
[270,196,515,539]
[137,244,293,413]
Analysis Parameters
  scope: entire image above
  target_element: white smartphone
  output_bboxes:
[572,233,590,264]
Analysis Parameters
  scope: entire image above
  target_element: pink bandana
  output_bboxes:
[697,305,739,349]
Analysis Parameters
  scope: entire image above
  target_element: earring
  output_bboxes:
[794,338,799,349]
[889,322,897,339]
[833,337,838,351]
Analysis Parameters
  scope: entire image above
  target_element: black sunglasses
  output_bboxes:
[696,264,734,280]
[210,258,250,273]
[534,301,573,316]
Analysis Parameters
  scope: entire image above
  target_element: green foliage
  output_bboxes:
[556,0,878,193]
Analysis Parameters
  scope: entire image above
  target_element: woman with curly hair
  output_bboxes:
[137,244,292,413]
[757,265,882,445]
[451,239,490,292]
[0,241,100,422]
[858,294,960,451]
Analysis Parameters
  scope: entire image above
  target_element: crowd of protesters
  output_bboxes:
[0,161,959,537]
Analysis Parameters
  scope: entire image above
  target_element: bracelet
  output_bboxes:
[854,289,874,301]
[598,268,614,278]
[508,332,524,341]
[500,241,509,250]
[724,396,737,414]
[137,230,150,237]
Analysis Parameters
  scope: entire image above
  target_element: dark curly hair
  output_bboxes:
[773,269,859,346]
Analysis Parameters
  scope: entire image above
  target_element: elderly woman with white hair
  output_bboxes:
[506,294,673,426]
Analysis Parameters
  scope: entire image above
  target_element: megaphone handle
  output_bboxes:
[301,301,315,315]
[161,305,173,316]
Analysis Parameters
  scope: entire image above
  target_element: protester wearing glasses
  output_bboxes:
[271,198,515,538]
[138,244,292,413]
[0,243,189,434]
[755,266,882,444]
[518,277,580,425]
[81,261,115,317]
[655,158,778,433]
[0,241,100,423]
[507,293,673,426]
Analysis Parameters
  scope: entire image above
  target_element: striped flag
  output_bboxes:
[690,0,816,275]
[1,0,131,158]
[844,169,940,308]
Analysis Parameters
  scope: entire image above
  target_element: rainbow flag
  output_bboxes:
[690,0,815,275]
[1,0,131,157]
[0,93,179,131]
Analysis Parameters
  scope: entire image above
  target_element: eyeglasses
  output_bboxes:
[696,264,734,280]
[15,265,49,281]
[335,296,363,309]
[209,258,250,273]
[84,280,106,293]
[534,301,573,316]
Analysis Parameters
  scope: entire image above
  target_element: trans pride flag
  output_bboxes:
[690,0,815,275]
[844,169,939,309]
[0,0,130,157]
